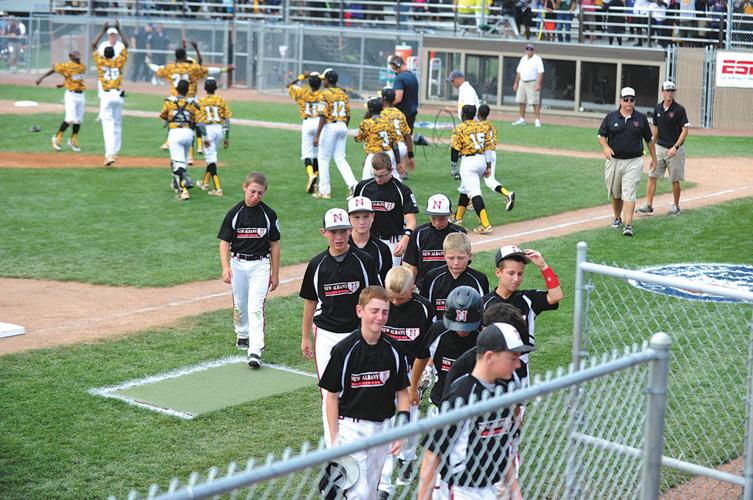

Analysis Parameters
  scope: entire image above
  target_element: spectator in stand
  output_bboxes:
[649,0,669,46]
[556,0,576,41]
[581,0,598,41]
[130,24,152,82]
[678,0,695,45]
[695,0,711,42]
[606,0,626,45]
[633,0,651,45]
[541,0,558,40]
[709,0,726,44]
[514,0,533,38]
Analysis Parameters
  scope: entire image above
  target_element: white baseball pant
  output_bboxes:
[231,255,270,357]
[379,235,403,267]
[100,89,124,158]
[168,128,194,171]
[301,117,319,160]
[450,484,498,500]
[457,154,487,199]
[314,325,350,447]
[64,90,85,124]
[202,124,224,164]
[483,150,502,191]
[317,121,357,196]
[362,151,400,181]
[378,403,420,494]
[336,416,392,500]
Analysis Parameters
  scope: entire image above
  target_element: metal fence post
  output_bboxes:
[742,308,753,500]
[641,332,672,500]
[256,24,264,93]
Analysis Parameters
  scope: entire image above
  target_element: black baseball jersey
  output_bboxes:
[403,222,467,291]
[299,246,379,333]
[444,346,520,392]
[349,235,392,285]
[381,293,435,364]
[422,373,513,488]
[217,201,281,256]
[354,178,419,239]
[421,265,489,314]
[598,109,653,159]
[417,319,481,405]
[652,100,689,148]
[319,329,410,421]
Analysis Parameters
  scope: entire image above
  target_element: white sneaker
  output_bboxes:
[535,119,542,128]
[103,156,115,167]
[512,118,526,126]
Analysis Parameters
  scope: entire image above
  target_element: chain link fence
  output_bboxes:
[573,241,753,496]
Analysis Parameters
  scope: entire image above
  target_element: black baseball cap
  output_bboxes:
[477,322,534,354]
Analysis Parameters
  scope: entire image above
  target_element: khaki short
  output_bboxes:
[605,156,644,201]
[515,80,540,105]
[652,145,685,182]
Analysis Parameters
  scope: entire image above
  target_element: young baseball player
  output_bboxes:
[218,172,280,368]
[159,79,202,200]
[418,321,533,500]
[402,193,466,293]
[354,152,418,267]
[477,104,516,211]
[314,69,358,200]
[318,286,411,498]
[195,77,232,196]
[380,87,415,174]
[355,98,402,181]
[300,208,380,446]
[348,196,393,285]
[420,232,489,313]
[36,50,86,152]
[91,22,129,167]
[450,104,495,234]
[288,71,326,194]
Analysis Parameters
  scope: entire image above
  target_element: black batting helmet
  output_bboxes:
[443,286,483,331]
[204,77,217,93]
[324,69,338,84]
[308,73,322,90]
[176,79,189,95]
[388,55,404,69]
[367,97,383,115]
[381,87,396,103]
[461,104,477,121]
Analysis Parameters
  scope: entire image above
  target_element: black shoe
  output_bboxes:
[396,459,415,485]
[236,337,249,350]
[377,490,390,500]
[247,353,262,369]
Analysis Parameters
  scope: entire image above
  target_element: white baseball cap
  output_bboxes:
[495,245,531,266]
[322,208,351,231]
[477,322,535,354]
[348,196,373,214]
[662,80,677,91]
[425,194,452,216]
[107,27,118,35]
[620,87,636,98]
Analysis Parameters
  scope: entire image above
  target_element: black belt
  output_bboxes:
[461,153,484,157]
[522,79,536,82]
[233,253,270,261]
[70,90,84,94]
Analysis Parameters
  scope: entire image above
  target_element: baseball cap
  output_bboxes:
[477,322,535,354]
[620,87,636,98]
[107,27,118,35]
[662,80,677,91]
[425,194,452,216]
[321,67,333,77]
[494,245,530,266]
[525,44,535,50]
[446,69,464,82]
[348,196,373,214]
[322,208,351,231]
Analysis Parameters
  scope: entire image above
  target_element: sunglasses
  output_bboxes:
[622,97,635,103]
[664,89,676,92]
[526,48,534,51]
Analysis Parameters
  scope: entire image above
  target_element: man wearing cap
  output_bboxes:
[512,44,545,128]
[418,320,533,499]
[598,87,656,237]
[300,207,380,446]
[389,55,420,134]
[97,25,125,58]
[444,70,480,121]
[348,196,393,284]
[402,193,466,293]
[482,245,562,388]
[637,80,689,217]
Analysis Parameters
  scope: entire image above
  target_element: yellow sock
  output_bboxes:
[202,172,211,185]
[479,209,490,227]
[56,131,63,141]
[188,148,194,160]
[306,165,315,177]
[197,137,203,149]
[456,205,466,221]
[501,187,511,197]
[180,180,187,192]
[212,175,221,190]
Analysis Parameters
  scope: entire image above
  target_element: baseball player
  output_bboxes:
[354,152,418,267]
[477,104,516,211]
[288,71,325,194]
[159,79,202,200]
[418,321,533,500]
[218,172,280,368]
[450,104,495,235]
[402,193,466,293]
[355,98,402,181]
[348,196,393,285]
[318,286,410,499]
[420,232,489,314]
[91,22,129,167]
[380,87,415,174]
[196,77,232,196]
[36,50,86,153]
[314,69,358,200]
[300,208,379,446]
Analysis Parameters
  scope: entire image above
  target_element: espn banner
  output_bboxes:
[715,51,753,88]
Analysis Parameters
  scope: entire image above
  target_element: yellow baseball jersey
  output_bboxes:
[480,120,497,150]
[53,60,86,92]
[380,106,410,142]
[155,62,209,97]
[159,96,201,129]
[355,114,399,154]
[288,84,325,120]
[451,120,490,156]
[321,87,350,123]
[197,94,232,125]
[93,48,128,91]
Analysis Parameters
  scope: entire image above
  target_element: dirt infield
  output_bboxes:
[0,151,168,168]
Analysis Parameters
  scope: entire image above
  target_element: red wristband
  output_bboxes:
[541,267,559,289]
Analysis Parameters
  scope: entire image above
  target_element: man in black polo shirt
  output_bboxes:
[402,193,466,293]
[637,80,689,217]
[300,208,379,447]
[348,196,392,284]
[598,86,656,237]
[319,286,410,499]
[388,55,419,134]
[354,152,419,267]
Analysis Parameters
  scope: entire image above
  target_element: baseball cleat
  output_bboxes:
[247,353,262,369]
[346,186,355,201]
[505,192,516,212]
[196,181,209,191]
[208,189,224,197]
[67,138,81,152]
[103,156,115,167]
[187,158,194,166]
[313,191,331,199]
[396,459,415,486]
[160,142,169,150]
[306,174,318,194]
[236,337,249,350]
[51,136,62,151]
[178,190,190,201]
[448,216,463,226]
[473,224,493,234]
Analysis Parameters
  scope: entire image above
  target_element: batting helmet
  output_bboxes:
[443,286,483,331]
[319,457,359,499]
[388,55,404,69]
[367,97,383,115]
[381,87,396,103]
[308,73,322,90]
[461,104,477,121]
[176,79,189,95]
[204,77,218,93]
[324,69,338,84]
